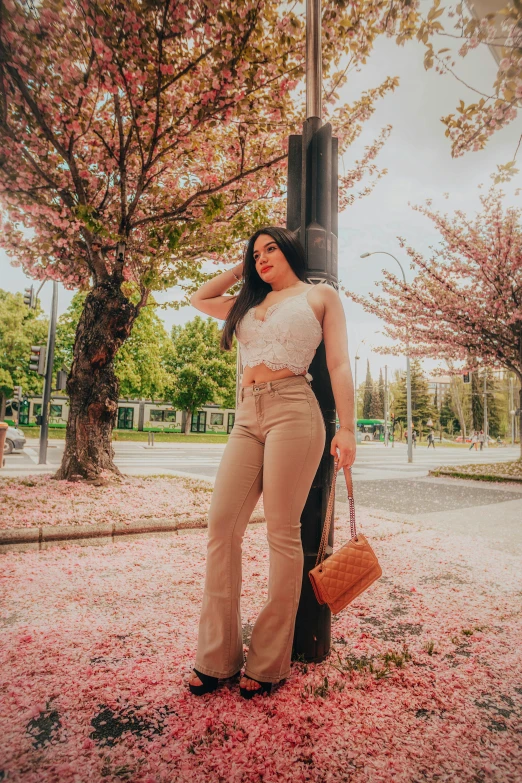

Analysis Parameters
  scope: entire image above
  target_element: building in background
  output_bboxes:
[5,396,236,435]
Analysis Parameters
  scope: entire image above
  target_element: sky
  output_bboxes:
[2,8,521,386]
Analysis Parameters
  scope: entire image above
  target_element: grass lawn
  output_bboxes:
[20,427,230,444]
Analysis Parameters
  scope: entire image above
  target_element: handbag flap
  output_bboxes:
[329,561,382,614]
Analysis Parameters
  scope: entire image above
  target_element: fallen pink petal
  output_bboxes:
[1,506,521,782]
[0,475,265,530]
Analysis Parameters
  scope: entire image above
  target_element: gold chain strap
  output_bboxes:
[315,459,357,570]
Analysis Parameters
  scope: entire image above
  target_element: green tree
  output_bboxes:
[389,370,404,439]
[439,389,458,435]
[165,317,237,434]
[394,360,435,437]
[450,376,471,438]
[369,381,383,419]
[378,369,385,415]
[55,292,173,400]
[471,371,483,432]
[484,369,501,439]
[363,361,373,419]
[0,289,48,419]
[53,294,83,374]
[431,385,440,434]
[115,307,172,400]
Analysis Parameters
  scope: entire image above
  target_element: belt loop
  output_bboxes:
[240,387,244,402]
[305,372,313,384]
[267,381,274,396]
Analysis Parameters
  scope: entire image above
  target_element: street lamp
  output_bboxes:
[360,251,413,464]
[353,332,380,437]
[353,338,366,436]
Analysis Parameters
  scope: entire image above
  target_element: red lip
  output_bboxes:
[261,267,272,273]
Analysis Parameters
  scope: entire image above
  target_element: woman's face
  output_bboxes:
[252,234,289,283]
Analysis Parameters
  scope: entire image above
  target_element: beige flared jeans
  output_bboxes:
[194,373,326,684]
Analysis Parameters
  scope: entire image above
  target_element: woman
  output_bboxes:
[187,227,356,698]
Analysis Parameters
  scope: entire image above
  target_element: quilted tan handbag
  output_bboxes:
[309,459,382,614]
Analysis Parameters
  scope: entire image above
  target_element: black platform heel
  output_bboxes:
[239,676,286,699]
[188,668,240,696]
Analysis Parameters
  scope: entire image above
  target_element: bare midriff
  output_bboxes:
[240,284,324,388]
[241,364,307,386]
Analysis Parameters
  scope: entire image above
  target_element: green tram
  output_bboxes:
[336,417,394,442]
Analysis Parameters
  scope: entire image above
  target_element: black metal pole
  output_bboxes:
[38,282,58,464]
[289,0,339,663]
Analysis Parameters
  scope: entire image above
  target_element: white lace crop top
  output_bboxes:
[236,287,323,374]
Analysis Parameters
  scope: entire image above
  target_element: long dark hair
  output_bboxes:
[220,226,307,350]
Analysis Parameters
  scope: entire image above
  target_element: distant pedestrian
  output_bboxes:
[478,430,485,451]
[412,429,417,449]
[427,430,435,449]
[469,432,478,451]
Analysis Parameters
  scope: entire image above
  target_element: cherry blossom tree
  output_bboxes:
[417,1,522,178]
[346,189,522,457]
[0,0,420,482]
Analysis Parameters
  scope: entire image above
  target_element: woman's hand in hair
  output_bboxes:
[330,429,356,470]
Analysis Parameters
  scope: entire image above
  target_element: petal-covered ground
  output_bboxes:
[1,509,521,783]
[431,460,522,483]
[0,475,264,529]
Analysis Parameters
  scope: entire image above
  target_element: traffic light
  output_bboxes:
[56,370,68,391]
[463,372,471,384]
[12,385,22,401]
[29,345,46,375]
[23,285,36,309]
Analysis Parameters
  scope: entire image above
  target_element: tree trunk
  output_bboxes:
[184,410,192,435]
[0,394,6,422]
[55,276,140,483]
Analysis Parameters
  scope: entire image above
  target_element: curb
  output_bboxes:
[0,513,267,549]
[430,469,522,484]
[0,498,354,553]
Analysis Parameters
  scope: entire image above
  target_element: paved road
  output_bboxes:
[3,440,521,554]
[3,438,519,482]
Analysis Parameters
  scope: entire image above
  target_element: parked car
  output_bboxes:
[3,425,26,454]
